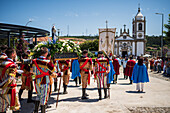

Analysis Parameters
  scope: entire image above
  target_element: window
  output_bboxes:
[138,23,142,30]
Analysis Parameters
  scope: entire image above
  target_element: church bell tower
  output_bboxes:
[132,4,146,56]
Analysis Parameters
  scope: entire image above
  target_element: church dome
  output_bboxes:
[136,8,143,20]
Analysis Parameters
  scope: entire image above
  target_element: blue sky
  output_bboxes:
[0,0,170,36]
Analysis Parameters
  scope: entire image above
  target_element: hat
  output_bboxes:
[82,50,88,54]
[98,51,103,54]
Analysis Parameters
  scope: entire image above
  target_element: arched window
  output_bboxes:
[138,23,142,30]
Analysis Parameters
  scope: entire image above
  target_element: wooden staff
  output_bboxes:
[56,76,62,108]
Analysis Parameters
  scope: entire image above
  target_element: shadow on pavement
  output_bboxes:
[126,91,146,93]
[20,99,35,113]
[68,85,80,88]
[118,78,126,80]
[51,92,63,96]
[79,98,99,103]
[57,96,99,103]
[48,97,57,105]
[58,96,81,102]
[77,88,98,90]
[118,83,131,85]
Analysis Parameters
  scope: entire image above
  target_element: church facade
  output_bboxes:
[114,7,146,57]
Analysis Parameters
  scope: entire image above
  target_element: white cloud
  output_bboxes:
[65,12,79,17]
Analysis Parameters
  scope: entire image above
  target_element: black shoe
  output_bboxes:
[98,88,102,100]
[63,91,68,94]
[27,90,34,103]
[81,96,89,100]
[18,89,23,101]
[34,101,40,113]
[82,88,88,100]
[54,82,57,92]
[41,105,46,113]
[63,84,68,94]
[104,88,108,99]
[45,104,52,109]
[130,80,133,84]
[85,93,89,96]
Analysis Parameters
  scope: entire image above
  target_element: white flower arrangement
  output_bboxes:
[32,40,81,58]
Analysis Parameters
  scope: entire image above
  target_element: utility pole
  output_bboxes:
[155,13,164,57]
[67,25,69,37]
[106,20,109,55]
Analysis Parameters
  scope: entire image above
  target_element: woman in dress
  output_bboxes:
[131,57,149,92]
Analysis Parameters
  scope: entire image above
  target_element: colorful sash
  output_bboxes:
[22,73,32,87]
[80,58,91,85]
[0,63,14,81]
[94,59,107,78]
[32,59,50,79]
[58,61,69,72]
[10,83,17,107]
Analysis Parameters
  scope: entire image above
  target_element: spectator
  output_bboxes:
[122,57,128,79]
[150,58,154,72]
[166,58,170,76]
[157,57,162,73]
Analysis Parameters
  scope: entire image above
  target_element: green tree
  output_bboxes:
[164,14,170,41]
[79,39,99,51]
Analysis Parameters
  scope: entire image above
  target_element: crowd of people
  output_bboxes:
[149,57,170,76]
[0,45,158,113]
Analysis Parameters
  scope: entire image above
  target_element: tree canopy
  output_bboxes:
[164,14,170,41]
[79,39,99,51]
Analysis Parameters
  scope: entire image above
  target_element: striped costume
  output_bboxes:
[0,58,20,112]
[95,57,110,89]
[32,56,55,105]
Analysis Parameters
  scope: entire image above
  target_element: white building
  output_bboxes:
[114,6,146,57]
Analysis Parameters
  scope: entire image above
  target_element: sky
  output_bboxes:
[0,0,170,36]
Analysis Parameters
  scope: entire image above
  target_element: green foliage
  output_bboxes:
[146,35,169,48]
[79,39,99,51]
[164,14,170,41]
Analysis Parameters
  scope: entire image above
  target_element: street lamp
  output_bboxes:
[155,13,164,57]
[25,19,32,26]
[57,29,60,40]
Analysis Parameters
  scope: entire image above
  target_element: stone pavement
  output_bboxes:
[6,66,170,113]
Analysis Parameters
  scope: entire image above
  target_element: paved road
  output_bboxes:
[6,67,170,113]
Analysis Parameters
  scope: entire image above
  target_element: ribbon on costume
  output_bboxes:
[22,73,32,87]
[80,58,91,85]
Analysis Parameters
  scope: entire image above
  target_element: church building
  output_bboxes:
[114,6,146,57]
